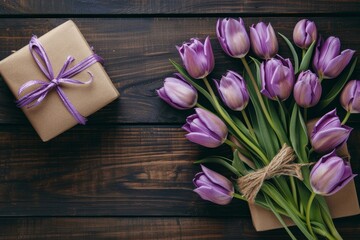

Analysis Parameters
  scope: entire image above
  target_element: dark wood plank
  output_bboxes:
[0,17,359,124]
[0,125,248,216]
[0,125,359,216]
[0,216,359,240]
[0,0,359,15]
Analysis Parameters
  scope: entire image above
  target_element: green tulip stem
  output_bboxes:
[321,209,343,240]
[304,107,308,123]
[302,49,306,59]
[341,111,351,125]
[306,192,317,238]
[195,103,206,109]
[233,192,246,201]
[233,193,290,217]
[240,57,286,144]
[241,110,256,138]
[290,177,298,209]
[203,77,269,164]
[313,227,337,240]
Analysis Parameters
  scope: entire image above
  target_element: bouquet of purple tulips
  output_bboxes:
[157,18,358,239]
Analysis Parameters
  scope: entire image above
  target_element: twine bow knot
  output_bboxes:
[237,144,306,203]
[16,36,103,124]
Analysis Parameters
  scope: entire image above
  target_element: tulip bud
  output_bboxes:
[310,109,352,153]
[250,22,278,59]
[193,165,234,205]
[293,19,317,49]
[157,74,198,110]
[182,108,228,148]
[216,18,250,58]
[177,37,215,79]
[214,70,249,111]
[293,70,322,108]
[260,56,295,100]
[340,80,360,113]
[313,36,355,79]
[310,150,356,196]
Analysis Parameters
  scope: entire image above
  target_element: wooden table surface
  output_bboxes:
[0,1,359,239]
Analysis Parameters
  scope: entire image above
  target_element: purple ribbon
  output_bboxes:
[16,36,104,124]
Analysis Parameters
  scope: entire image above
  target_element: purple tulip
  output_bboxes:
[182,108,228,148]
[214,70,249,111]
[313,36,355,79]
[310,150,356,196]
[250,22,278,59]
[340,80,360,113]
[260,56,295,100]
[293,19,317,49]
[310,109,352,153]
[193,165,234,205]
[157,74,198,110]
[177,37,215,79]
[293,70,322,108]
[216,18,250,58]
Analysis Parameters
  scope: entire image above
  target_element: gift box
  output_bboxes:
[249,119,360,231]
[0,20,119,141]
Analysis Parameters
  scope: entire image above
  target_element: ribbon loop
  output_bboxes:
[16,35,102,124]
[237,144,307,203]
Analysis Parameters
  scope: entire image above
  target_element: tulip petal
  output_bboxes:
[195,108,227,141]
[326,174,357,195]
[224,18,249,58]
[182,45,206,79]
[204,37,215,73]
[311,127,352,152]
[322,49,355,79]
[265,23,278,58]
[312,109,338,135]
[194,186,233,205]
[185,132,222,148]
[319,37,340,66]
[250,26,264,58]
[201,165,234,192]
[163,79,197,109]
[313,37,322,73]
[312,157,345,194]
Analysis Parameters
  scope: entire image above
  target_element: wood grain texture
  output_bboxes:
[0,17,359,124]
[0,0,359,15]
[0,1,359,239]
[0,125,248,216]
[0,216,359,240]
[0,125,359,217]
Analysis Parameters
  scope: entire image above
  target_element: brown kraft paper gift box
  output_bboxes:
[249,120,360,231]
[0,20,119,141]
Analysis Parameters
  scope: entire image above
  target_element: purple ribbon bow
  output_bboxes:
[16,36,104,124]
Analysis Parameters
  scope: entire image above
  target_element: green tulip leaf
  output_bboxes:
[289,104,308,163]
[318,57,358,110]
[249,56,262,87]
[232,150,249,175]
[278,32,299,73]
[263,183,314,239]
[232,115,258,145]
[264,194,297,240]
[277,99,288,133]
[298,40,316,73]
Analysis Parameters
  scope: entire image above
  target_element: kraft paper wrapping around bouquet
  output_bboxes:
[249,180,359,231]
[248,119,360,231]
[0,20,120,141]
